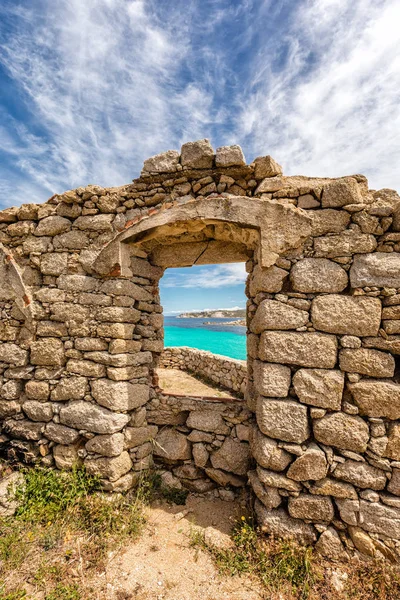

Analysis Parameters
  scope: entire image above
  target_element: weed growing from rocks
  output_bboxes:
[191,517,400,600]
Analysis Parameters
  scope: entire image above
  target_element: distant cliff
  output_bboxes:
[177,308,246,319]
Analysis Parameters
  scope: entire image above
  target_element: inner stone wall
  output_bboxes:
[2,138,400,559]
[159,347,247,397]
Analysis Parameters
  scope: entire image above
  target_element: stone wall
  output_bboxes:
[2,138,400,558]
[159,347,247,397]
[147,390,252,495]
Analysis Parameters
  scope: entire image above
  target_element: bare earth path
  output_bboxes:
[157,368,234,398]
[104,494,264,600]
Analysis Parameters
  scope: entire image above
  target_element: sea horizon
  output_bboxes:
[164,316,246,361]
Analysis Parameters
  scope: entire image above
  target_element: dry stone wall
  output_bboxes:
[159,347,247,397]
[2,137,400,559]
[147,391,252,495]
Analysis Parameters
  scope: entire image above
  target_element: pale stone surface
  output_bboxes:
[333,460,386,490]
[154,428,192,461]
[249,264,288,296]
[309,209,351,237]
[290,258,348,293]
[30,338,65,367]
[257,467,302,492]
[192,443,209,468]
[321,179,362,208]
[286,444,328,481]
[289,494,334,522]
[215,145,246,167]
[359,500,400,539]
[249,426,291,471]
[259,331,337,368]
[311,295,381,336]
[250,299,309,333]
[309,478,358,499]
[256,397,310,444]
[85,433,125,457]
[34,216,71,236]
[100,279,152,301]
[387,469,400,496]
[124,426,158,449]
[248,470,282,509]
[253,361,291,398]
[186,410,227,434]
[255,501,316,544]
[316,528,346,559]
[85,451,132,482]
[180,139,214,169]
[211,438,250,475]
[314,230,377,257]
[339,348,395,377]
[91,380,149,411]
[349,380,400,419]
[53,444,81,470]
[60,401,129,434]
[45,422,80,444]
[66,359,106,378]
[350,252,400,288]
[385,423,400,460]
[293,369,344,410]
[253,155,282,179]
[23,400,53,422]
[142,149,180,173]
[313,413,369,453]
[0,343,28,366]
[96,306,141,323]
[51,377,87,401]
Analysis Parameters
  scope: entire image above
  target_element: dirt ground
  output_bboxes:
[104,494,264,600]
[156,368,234,398]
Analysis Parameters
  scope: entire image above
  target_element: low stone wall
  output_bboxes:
[159,347,247,397]
[147,390,253,494]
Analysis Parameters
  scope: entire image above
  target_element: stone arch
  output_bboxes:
[92,195,312,278]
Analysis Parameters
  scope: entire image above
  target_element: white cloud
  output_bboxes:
[235,0,400,191]
[162,263,247,289]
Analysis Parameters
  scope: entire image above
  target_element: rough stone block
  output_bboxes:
[309,478,358,499]
[314,230,377,258]
[313,412,369,453]
[85,433,125,457]
[0,343,28,366]
[97,323,135,339]
[154,428,191,461]
[385,423,400,460]
[85,451,132,482]
[40,253,68,275]
[66,360,106,378]
[30,338,65,367]
[350,252,400,288]
[25,380,50,401]
[45,422,80,444]
[100,279,152,301]
[288,494,334,522]
[54,444,82,470]
[311,295,381,336]
[249,426,292,471]
[339,348,395,377]
[309,209,351,237]
[180,139,214,169]
[250,299,309,333]
[256,397,310,444]
[253,155,282,179]
[51,377,87,401]
[255,501,316,544]
[259,331,337,368]
[215,145,245,167]
[249,264,288,296]
[321,178,362,208]
[23,400,53,422]
[286,444,328,481]
[96,307,141,324]
[124,426,158,450]
[349,380,400,419]
[290,258,348,293]
[333,460,386,490]
[142,149,180,173]
[186,410,227,434]
[34,216,71,236]
[211,438,250,476]
[253,361,291,398]
[292,368,344,410]
[91,380,149,411]
[60,401,129,434]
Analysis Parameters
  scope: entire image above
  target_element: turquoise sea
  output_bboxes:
[164,316,246,360]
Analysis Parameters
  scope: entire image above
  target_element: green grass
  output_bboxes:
[191,517,314,598]
[0,466,151,599]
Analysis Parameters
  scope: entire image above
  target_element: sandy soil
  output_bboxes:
[157,368,234,398]
[104,494,264,600]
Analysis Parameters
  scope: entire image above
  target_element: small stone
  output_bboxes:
[310,477,358,499]
[288,494,334,522]
[186,411,227,434]
[248,470,282,509]
[316,527,346,559]
[142,149,180,173]
[340,336,362,349]
[53,444,82,470]
[257,467,302,492]
[255,501,316,544]
[253,155,282,179]
[85,451,132,482]
[286,444,328,481]
[85,433,125,457]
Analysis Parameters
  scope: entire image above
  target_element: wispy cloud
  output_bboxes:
[0,0,399,210]
[162,263,247,289]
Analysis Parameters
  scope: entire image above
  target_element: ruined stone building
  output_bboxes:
[1,138,400,559]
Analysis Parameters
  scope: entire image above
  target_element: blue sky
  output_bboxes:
[1,0,400,314]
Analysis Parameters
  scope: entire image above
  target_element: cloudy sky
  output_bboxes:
[1,0,399,314]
